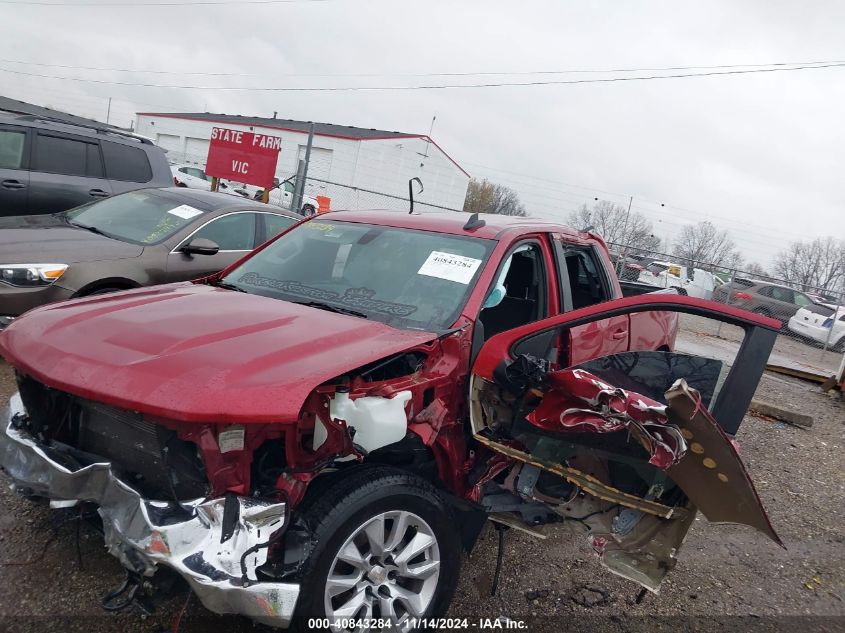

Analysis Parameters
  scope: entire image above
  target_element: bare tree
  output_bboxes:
[744,262,772,279]
[567,200,660,255]
[463,178,527,217]
[773,237,845,292]
[672,221,743,271]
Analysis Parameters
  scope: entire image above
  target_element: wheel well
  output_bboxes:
[75,278,140,297]
[363,434,439,482]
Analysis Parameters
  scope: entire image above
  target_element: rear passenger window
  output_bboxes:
[263,213,296,240]
[768,287,793,302]
[0,129,26,169]
[191,213,256,251]
[563,247,610,309]
[34,134,100,177]
[794,293,812,307]
[101,141,153,183]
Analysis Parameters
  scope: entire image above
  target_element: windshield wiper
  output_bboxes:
[70,222,113,238]
[294,300,368,319]
[208,280,247,292]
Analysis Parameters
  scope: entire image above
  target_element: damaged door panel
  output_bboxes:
[469,294,782,592]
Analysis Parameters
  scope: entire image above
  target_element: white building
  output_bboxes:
[134,112,470,212]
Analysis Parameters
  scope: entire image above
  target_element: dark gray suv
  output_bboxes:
[0,112,171,217]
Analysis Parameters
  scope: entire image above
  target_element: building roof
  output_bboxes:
[136,111,470,177]
[0,95,124,130]
[136,112,421,141]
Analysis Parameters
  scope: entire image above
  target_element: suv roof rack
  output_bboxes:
[3,110,153,145]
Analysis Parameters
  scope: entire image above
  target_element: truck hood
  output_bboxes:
[0,215,143,264]
[0,283,437,423]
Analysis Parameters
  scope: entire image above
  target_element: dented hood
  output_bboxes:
[0,283,436,423]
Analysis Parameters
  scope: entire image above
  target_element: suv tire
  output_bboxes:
[293,466,461,628]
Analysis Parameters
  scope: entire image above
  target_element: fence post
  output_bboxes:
[716,268,736,338]
[291,159,306,212]
[820,296,841,360]
[292,122,315,212]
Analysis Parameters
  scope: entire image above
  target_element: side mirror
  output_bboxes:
[181,238,220,256]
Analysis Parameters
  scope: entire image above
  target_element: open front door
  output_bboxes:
[468,294,783,592]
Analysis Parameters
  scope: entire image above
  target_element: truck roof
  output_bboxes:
[325,210,590,241]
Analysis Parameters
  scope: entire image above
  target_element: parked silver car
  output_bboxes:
[712,277,815,328]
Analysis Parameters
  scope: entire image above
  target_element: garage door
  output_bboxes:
[185,137,210,164]
[156,134,181,153]
[298,146,333,183]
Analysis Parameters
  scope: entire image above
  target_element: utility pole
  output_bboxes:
[292,122,315,212]
[420,115,436,159]
[106,97,111,126]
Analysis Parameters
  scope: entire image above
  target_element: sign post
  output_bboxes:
[205,127,282,197]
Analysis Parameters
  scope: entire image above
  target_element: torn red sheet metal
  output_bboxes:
[526,368,687,469]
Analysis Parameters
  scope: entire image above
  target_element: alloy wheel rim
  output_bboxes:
[324,510,441,632]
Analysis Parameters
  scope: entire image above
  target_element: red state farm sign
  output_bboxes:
[205,127,282,189]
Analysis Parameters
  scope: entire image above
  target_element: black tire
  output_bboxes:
[293,466,461,628]
[302,204,316,217]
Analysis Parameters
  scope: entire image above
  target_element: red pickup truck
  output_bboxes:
[0,211,781,628]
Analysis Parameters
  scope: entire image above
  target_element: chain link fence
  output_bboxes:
[610,241,845,378]
[301,176,463,214]
[164,149,464,215]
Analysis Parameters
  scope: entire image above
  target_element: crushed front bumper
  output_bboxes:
[0,393,300,627]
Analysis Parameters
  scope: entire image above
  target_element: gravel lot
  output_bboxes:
[0,331,843,632]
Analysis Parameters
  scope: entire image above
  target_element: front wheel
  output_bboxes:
[294,467,461,631]
[302,204,316,217]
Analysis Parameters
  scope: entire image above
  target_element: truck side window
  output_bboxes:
[479,242,548,341]
[34,133,100,177]
[563,247,610,310]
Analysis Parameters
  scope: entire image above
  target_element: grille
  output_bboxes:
[17,373,208,499]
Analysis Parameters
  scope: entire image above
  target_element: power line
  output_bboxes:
[2,57,844,79]
[1,0,331,5]
[465,162,826,246]
[2,61,845,91]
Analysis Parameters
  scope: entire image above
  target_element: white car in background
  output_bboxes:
[172,166,320,215]
[788,304,845,352]
[638,261,716,300]
[236,179,321,216]
[170,164,244,197]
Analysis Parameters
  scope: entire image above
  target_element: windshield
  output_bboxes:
[222,220,493,331]
[65,190,209,244]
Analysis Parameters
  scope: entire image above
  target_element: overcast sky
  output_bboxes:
[2,0,843,267]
